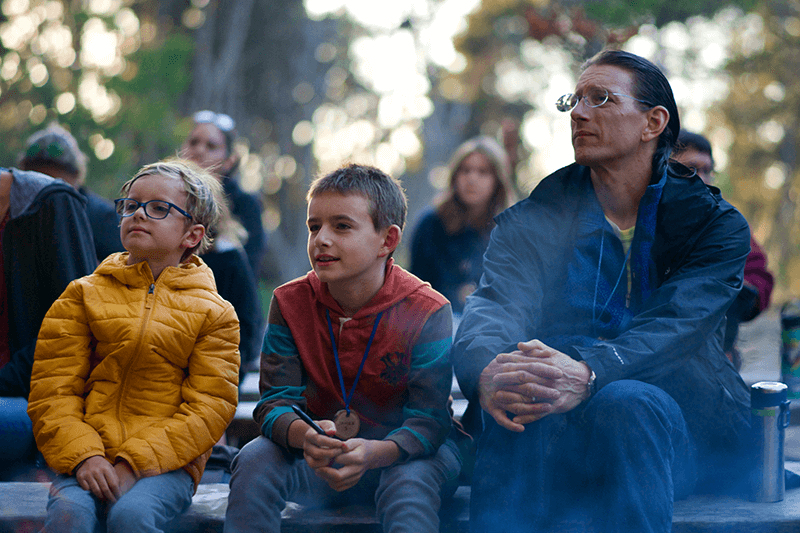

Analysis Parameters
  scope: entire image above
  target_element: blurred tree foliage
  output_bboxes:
[446,0,800,301]
[717,2,800,299]
[0,0,194,199]
[446,0,759,188]
[4,0,799,299]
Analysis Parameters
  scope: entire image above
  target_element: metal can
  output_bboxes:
[780,300,800,399]
[750,381,791,502]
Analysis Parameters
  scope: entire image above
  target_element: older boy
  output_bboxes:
[28,159,240,533]
[225,164,460,533]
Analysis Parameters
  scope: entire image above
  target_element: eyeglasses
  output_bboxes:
[555,88,654,112]
[114,198,193,220]
[193,110,235,132]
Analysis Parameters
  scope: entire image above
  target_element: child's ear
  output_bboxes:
[182,224,206,250]
[378,225,401,258]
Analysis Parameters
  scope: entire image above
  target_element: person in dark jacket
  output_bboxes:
[673,129,774,368]
[180,111,266,377]
[180,110,266,276]
[202,202,264,379]
[0,167,96,480]
[452,50,751,533]
[410,136,515,319]
[18,124,124,262]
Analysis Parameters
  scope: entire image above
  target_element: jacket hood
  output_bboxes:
[97,252,218,292]
[8,168,84,220]
[308,258,427,317]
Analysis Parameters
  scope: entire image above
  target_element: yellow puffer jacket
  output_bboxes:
[28,253,240,488]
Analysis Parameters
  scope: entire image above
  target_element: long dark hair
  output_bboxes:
[582,50,680,181]
[436,136,515,235]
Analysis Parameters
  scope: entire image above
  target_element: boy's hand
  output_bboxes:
[302,419,347,469]
[314,439,401,492]
[76,456,121,502]
[113,460,137,498]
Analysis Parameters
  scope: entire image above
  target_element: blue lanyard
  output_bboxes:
[592,229,632,335]
[326,309,384,415]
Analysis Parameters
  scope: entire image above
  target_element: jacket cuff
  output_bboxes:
[271,411,300,450]
[385,430,427,462]
[571,345,608,394]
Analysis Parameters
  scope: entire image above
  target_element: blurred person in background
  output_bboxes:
[202,201,264,379]
[180,111,265,379]
[410,136,516,323]
[673,130,774,370]
[18,124,123,262]
[181,110,266,277]
[0,165,96,480]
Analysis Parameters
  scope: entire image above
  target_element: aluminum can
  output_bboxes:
[750,381,791,502]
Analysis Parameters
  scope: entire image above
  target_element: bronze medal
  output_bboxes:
[333,409,360,439]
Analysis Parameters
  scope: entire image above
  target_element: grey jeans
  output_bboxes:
[224,436,461,533]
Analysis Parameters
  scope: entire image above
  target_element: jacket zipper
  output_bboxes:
[115,282,156,444]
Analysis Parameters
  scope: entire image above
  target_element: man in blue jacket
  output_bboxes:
[453,50,751,533]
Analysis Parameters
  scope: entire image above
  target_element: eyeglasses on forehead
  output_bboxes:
[114,198,193,220]
[193,110,235,132]
[555,88,654,112]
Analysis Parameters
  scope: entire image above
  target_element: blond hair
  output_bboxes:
[121,158,223,258]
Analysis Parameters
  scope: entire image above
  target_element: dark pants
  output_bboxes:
[470,380,697,533]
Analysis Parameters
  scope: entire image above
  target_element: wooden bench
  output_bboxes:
[4,474,800,533]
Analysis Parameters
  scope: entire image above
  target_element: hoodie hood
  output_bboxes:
[8,168,85,220]
[308,258,428,318]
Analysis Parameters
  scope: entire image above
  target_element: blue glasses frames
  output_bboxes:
[114,198,193,220]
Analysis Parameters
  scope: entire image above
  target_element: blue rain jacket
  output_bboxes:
[453,162,751,458]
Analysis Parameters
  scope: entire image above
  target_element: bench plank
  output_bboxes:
[3,464,800,533]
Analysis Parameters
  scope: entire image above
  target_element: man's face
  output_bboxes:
[674,148,714,185]
[570,65,652,168]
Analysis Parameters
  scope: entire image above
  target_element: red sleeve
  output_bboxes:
[744,237,774,314]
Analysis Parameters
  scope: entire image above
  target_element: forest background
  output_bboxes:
[1,0,798,313]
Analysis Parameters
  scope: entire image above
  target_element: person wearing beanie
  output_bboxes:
[19,124,123,262]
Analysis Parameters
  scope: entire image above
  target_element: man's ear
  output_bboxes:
[642,106,669,143]
[182,224,206,250]
[378,225,402,258]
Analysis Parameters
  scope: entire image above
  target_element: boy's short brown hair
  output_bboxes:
[120,158,224,257]
[307,164,407,231]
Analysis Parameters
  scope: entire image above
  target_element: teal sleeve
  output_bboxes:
[386,303,453,459]
[252,297,306,448]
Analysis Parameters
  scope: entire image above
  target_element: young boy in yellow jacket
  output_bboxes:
[28,159,240,533]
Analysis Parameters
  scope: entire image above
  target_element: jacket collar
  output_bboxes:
[97,252,217,291]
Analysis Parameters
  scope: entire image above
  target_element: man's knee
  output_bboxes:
[589,380,682,426]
